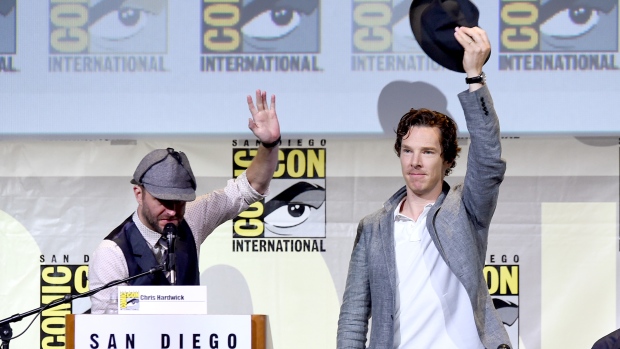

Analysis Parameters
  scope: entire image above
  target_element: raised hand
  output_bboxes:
[454,26,491,77]
[247,89,281,144]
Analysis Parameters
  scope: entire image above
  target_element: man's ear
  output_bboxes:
[133,186,143,204]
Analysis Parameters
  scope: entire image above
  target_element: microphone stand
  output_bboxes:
[164,224,177,285]
[0,264,165,349]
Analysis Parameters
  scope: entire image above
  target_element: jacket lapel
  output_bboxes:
[379,186,407,296]
[426,181,451,262]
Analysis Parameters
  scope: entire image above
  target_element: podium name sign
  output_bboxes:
[117,285,207,314]
[68,315,251,349]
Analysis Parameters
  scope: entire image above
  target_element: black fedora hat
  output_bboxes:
[409,0,486,73]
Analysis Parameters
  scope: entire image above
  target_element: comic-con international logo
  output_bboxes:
[200,0,321,72]
[499,0,619,70]
[48,0,168,72]
[232,140,326,252]
[350,0,444,72]
[119,291,141,311]
[39,263,89,349]
[0,0,17,72]
[484,264,520,348]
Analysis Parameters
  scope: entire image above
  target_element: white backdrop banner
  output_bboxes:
[0,136,618,349]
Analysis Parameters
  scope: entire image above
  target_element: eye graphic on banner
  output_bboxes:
[48,0,168,72]
[539,1,617,51]
[88,0,166,52]
[241,0,319,52]
[242,7,301,40]
[263,181,326,237]
[499,0,619,70]
[201,0,321,72]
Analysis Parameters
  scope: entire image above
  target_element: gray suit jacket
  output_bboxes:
[337,86,511,349]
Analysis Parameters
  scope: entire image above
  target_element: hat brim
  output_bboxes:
[410,0,466,73]
[143,183,196,202]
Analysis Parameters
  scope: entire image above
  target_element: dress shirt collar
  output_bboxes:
[393,198,434,222]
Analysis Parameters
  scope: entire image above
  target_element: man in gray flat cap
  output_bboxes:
[89,90,281,314]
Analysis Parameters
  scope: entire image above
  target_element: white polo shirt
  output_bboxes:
[393,199,484,349]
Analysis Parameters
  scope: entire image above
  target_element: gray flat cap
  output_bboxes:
[131,148,197,201]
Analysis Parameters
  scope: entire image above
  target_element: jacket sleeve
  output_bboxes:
[457,85,506,230]
[337,219,371,349]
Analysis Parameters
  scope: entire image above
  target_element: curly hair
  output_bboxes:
[393,108,461,176]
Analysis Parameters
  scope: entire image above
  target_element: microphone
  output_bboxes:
[163,223,177,285]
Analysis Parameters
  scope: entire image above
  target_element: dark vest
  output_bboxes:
[105,216,200,286]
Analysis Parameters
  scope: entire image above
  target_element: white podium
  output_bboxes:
[65,314,266,349]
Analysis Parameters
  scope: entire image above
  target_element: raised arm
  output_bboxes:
[245,89,281,194]
[454,26,490,93]
[455,27,506,229]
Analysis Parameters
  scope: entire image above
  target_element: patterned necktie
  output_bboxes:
[154,236,168,265]
[155,236,171,281]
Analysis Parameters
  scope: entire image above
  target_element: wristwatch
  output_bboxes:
[465,71,486,85]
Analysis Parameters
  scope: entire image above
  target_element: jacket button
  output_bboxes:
[497,344,510,349]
